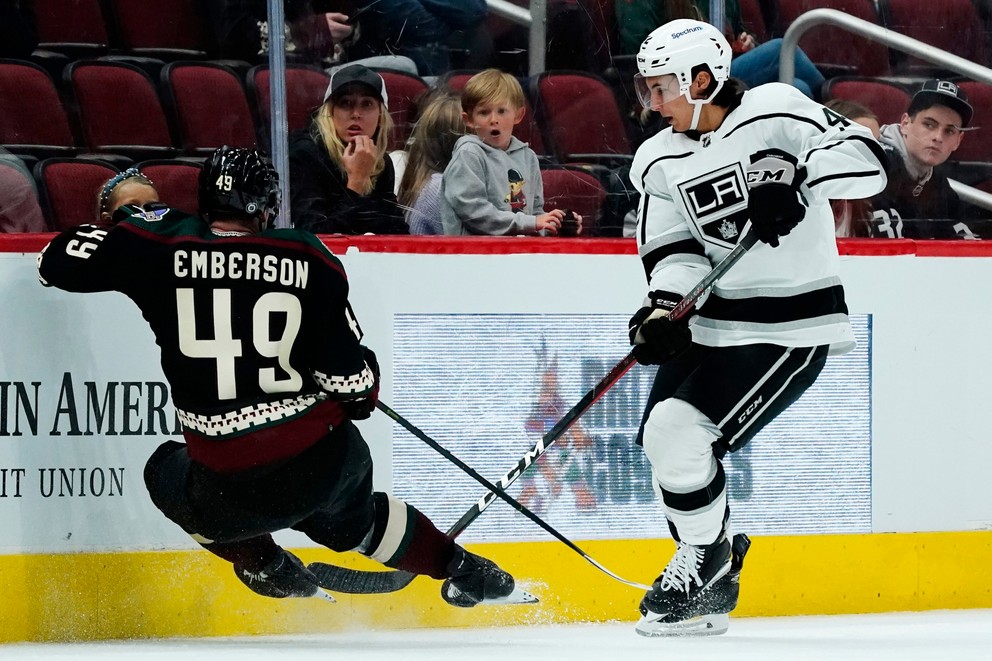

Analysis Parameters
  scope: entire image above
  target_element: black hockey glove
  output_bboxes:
[628,292,692,366]
[746,149,807,248]
[342,345,380,420]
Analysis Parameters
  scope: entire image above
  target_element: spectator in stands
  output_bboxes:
[207,0,356,66]
[289,64,408,234]
[95,168,160,227]
[824,99,879,238]
[348,0,490,77]
[868,79,978,239]
[0,154,46,232]
[0,0,37,58]
[616,0,825,98]
[398,89,466,235]
[440,69,581,236]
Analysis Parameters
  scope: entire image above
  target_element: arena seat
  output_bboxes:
[950,82,992,165]
[65,60,177,160]
[0,60,76,158]
[247,64,330,136]
[878,0,986,74]
[0,156,48,232]
[530,71,632,167]
[373,68,430,151]
[34,157,119,231]
[137,160,202,216]
[33,0,111,58]
[106,0,210,60]
[161,62,257,155]
[775,0,890,76]
[541,166,607,236]
[821,77,911,125]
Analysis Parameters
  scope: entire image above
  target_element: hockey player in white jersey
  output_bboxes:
[627,20,886,637]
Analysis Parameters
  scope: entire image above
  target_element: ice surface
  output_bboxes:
[4,610,991,661]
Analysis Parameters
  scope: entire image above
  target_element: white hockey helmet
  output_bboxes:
[634,19,732,115]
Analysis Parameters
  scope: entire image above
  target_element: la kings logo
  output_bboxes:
[677,163,749,248]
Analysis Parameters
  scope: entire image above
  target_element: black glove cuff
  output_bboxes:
[647,290,682,312]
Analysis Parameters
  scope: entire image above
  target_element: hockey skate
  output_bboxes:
[441,546,537,607]
[235,549,332,601]
[635,533,751,637]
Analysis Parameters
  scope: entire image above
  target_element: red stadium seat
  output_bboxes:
[33,0,111,57]
[775,0,890,76]
[106,0,210,59]
[34,158,119,231]
[65,60,177,159]
[137,160,202,216]
[878,0,986,74]
[822,77,911,126]
[373,69,430,151]
[0,60,76,158]
[951,82,992,165]
[541,166,607,236]
[531,71,632,166]
[248,64,330,135]
[0,156,48,232]
[161,62,257,155]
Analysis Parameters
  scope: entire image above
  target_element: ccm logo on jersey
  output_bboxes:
[737,395,763,424]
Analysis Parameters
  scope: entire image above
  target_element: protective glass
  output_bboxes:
[633,74,682,110]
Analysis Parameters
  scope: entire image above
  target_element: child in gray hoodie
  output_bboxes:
[440,69,580,236]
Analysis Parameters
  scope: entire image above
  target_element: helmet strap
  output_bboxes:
[685,80,726,132]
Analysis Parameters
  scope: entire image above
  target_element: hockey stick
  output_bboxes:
[310,231,759,594]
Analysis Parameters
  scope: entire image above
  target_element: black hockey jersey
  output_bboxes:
[38,206,375,472]
[631,83,887,354]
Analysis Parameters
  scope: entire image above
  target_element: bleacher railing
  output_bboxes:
[780,7,992,212]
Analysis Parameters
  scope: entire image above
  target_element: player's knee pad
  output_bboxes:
[642,398,721,490]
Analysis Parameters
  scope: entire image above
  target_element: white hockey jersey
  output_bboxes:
[631,82,887,354]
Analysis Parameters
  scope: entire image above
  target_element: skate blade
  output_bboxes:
[311,589,336,603]
[481,585,539,605]
[635,612,728,637]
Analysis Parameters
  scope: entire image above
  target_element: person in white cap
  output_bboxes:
[626,19,886,637]
[288,63,409,234]
[869,79,981,238]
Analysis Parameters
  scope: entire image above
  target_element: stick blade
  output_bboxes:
[308,562,416,594]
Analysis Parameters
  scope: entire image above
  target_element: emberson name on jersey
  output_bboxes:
[173,250,309,288]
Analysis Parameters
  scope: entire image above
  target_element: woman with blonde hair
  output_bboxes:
[289,64,408,234]
[398,89,466,235]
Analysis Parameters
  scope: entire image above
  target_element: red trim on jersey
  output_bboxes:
[5,233,992,257]
[183,399,348,474]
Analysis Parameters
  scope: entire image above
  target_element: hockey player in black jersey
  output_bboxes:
[37,146,516,607]
[626,20,887,636]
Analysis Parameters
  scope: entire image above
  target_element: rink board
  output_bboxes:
[2,235,992,641]
[1,532,991,642]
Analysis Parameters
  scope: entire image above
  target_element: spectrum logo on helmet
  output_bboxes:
[671,26,704,38]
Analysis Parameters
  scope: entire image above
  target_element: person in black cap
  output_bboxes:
[288,63,409,234]
[868,79,981,238]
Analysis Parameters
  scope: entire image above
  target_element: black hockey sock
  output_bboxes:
[200,534,281,573]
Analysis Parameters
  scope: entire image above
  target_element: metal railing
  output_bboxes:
[779,8,992,213]
[488,0,546,77]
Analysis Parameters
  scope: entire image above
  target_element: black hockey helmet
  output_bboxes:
[199,146,280,228]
